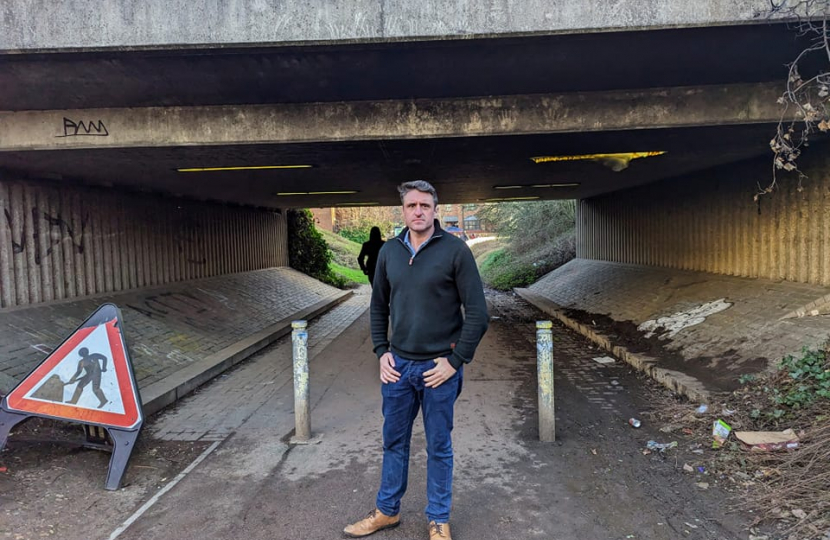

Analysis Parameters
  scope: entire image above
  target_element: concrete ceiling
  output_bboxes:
[0,22,820,208]
[0,124,779,207]
[0,23,814,110]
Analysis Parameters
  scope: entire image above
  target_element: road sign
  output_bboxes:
[0,303,144,490]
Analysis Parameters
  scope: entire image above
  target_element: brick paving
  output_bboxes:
[151,289,371,441]
[0,268,346,395]
[528,258,830,375]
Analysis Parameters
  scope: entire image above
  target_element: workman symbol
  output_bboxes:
[64,347,109,408]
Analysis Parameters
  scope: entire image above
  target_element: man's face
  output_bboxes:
[402,189,436,235]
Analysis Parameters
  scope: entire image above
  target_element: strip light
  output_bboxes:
[177,165,313,172]
[276,191,359,196]
[530,151,666,164]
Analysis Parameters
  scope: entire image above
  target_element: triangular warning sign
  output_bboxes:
[3,303,143,430]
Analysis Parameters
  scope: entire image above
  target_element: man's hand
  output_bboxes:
[424,357,457,388]
[379,352,401,384]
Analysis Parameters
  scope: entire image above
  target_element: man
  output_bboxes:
[65,347,109,409]
[344,181,489,540]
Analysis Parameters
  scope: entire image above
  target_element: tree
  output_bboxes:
[764,1,830,199]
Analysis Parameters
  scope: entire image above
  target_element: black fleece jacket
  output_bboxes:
[370,221,489,370]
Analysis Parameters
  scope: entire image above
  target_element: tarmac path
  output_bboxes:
[108,291,748,540]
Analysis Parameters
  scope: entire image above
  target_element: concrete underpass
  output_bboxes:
[2,1,830,539]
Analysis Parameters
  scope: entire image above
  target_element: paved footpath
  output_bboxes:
[150,290,371,442]
[110,292,746,540]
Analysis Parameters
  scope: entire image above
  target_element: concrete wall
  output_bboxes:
[0,176,287,308]
[1,0,770,51]
[577,151,830,285]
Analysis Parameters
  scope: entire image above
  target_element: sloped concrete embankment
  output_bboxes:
[517,258,830,402]
[0,267,351,414]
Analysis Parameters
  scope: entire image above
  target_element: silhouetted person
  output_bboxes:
[66,347,108,408]
[358,226,385,286]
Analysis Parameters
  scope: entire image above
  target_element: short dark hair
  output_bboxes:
[398,180,438,207]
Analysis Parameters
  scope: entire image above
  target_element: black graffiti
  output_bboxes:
[174,216,208,265]
[3,207,88,263]
[127,291,210,318]
[56,118,109,138]
[3,209,24,254]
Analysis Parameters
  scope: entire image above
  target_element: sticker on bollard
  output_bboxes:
[0,303,144,490]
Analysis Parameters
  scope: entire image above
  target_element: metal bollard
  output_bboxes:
[536,320,555,442]
[291,320,311,441]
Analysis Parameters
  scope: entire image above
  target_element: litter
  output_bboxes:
[592,356,616,365]
[695,482,709,490]
[646,440,678,452]
[734,429,800,452]
[712,419,732,449]
[695,404,709,414]
[628,418,642,428]
[0,467,6,473]
[696,466,705,473]
[683,463,694,473]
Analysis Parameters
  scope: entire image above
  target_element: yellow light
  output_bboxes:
[177,165,313,172]
[494,183,580,189]
[336,202,380,206]
[484,196,541,202]
[276,191,359,196]
[530,151,666,164]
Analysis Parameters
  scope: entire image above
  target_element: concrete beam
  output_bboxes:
[1,0,775,52]
[0,82,788,152]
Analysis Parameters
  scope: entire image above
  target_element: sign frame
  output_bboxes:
[0,303,144,490]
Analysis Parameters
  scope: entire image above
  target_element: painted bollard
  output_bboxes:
[536,320,555,442]
[291,320,311,441]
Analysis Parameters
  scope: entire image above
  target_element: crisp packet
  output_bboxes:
[712,419,732,449]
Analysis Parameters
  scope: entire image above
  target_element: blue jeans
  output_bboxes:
[376,354,463,523]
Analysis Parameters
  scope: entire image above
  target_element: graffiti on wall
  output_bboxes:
[173,215,208,266]
[57,118,109,138]
[3,207,88,263]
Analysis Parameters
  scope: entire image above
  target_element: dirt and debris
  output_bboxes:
[0,417,208,540]
[562,307,769,393]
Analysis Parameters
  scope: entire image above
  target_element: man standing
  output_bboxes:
[344,181,489,540]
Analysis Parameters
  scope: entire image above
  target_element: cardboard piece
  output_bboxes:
[735,429,800,452]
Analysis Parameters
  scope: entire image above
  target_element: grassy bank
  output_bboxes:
[319,229,369,286]
[478,231,575,290]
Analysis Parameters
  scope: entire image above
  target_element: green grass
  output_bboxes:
[330,262,369,285]
[319,229,363,268]
[478,231,576,291]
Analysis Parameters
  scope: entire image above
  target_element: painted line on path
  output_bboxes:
[107,439,223,540]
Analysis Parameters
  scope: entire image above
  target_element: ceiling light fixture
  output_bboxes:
[484,196,541,202]
[276,190,359,196]
[177,165,313,172]
[493,183,580,189]
[530,151,666,164]
[335,202,380,206]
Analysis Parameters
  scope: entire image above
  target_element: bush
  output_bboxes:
[287,209,343,288]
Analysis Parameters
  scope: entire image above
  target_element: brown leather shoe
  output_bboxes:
[428,520,452,540]
[343,508,400,538]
